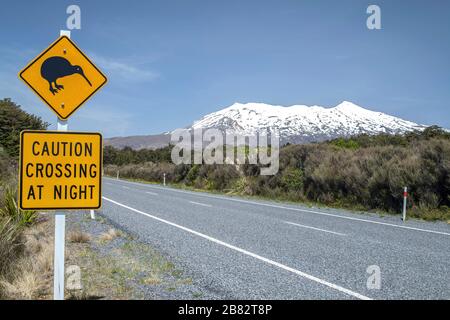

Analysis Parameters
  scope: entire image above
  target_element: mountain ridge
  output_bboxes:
[105,101,428,149]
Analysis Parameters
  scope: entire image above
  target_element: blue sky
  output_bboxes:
[1,0,449,137]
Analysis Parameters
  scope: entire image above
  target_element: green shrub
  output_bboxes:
[0,184,37,226]
[185,165,200,185]
[281,168,304,191]
[331,138,360,149]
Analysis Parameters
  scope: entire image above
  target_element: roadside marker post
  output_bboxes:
[163,173,166,186]
[18,29,107,300]
[402,186,408,221]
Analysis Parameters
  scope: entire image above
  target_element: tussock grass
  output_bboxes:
[0,217,24,277]
[68,230,91,243]
[0,268,40,299]
[0,218,53,299]
[99,228,122,243]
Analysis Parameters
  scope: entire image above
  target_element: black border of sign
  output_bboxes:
[18,36,108,120]
[19,130,103,210]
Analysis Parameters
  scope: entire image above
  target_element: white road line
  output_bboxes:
[105,178,450,237]
[102,196,371,300]
[122,186,131,190]
[146,191,158,196]
[189,201,212,208]
[284,221,346,236]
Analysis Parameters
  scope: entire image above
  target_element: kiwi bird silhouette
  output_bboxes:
[40,56,92,95]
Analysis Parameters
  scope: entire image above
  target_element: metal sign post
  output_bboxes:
[53,30,70,301]
[53,32,68,301]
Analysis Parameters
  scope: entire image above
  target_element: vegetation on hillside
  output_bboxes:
[0,98,47,298]
[103,145,172,166]
[104,126,450,220]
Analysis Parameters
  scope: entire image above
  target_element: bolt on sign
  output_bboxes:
[19,36,107,120]
[19,131,102,210]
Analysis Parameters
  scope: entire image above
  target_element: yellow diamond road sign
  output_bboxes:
[19,36,107,120]
[19,130,102,210]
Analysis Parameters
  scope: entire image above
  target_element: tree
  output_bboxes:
[0,98,48,157]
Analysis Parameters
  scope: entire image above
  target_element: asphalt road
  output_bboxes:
[100,177,450,300]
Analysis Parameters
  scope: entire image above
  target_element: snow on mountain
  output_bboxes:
[106,101,428,149]
[188,101,426,144]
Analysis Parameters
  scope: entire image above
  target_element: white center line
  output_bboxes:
[106,179,450,237]
[122,186,130,190]
[102,196,371,300]
[189,201,212,208]
[146,191,158,196]
[284,221,346,236]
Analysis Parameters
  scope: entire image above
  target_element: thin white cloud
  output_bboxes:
[89,53,159,82]
[73,105,134,137]
[0,47,39,60]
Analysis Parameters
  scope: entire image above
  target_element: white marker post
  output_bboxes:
[163,173,166,186]
[53,29,71,300]
[90,209,95,220]
[402,186,408,222]
[117,170,119,180]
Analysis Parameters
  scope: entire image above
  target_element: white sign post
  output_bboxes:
[53,29,71,301]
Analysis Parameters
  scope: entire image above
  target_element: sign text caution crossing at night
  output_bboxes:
[19,36,107,120]
[19,131,102,210]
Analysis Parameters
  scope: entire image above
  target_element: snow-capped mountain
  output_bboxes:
[188,101,426,144]
[105,101,428,149]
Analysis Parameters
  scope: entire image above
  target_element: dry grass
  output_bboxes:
[0,266,41,299]
[0,212,187,300]
[140,273,161,285]
[0,217,24,276]
[68,230,91,243]
[0,216,53,299]
[99,228,122,243]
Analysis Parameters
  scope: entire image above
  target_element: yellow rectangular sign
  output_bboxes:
[19,131,102,210]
